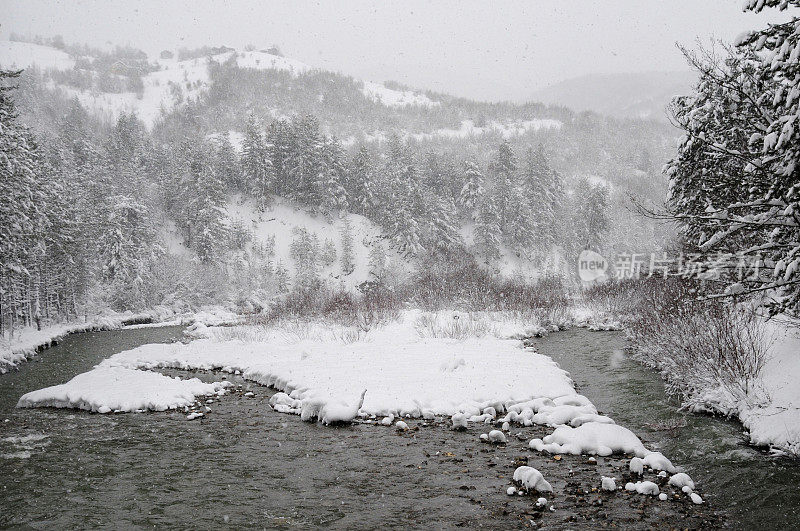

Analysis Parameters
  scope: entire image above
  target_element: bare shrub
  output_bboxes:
[414,312,498,339]
[626,278,770,411]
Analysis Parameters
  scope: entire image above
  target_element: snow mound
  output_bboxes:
[667,472,695,490]
[487,429,507,443]
[634,481,660,495]
[17,367,228,413]
[601,476,617,491]
[452,412,469,429]
[513,466,553,493]
[299,389,366,424]
[642,451,676,473]
[528,422,648,457]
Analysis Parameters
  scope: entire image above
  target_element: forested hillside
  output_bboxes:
[1,37,678,334]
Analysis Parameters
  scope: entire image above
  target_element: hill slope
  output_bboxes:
[531,71,697,122]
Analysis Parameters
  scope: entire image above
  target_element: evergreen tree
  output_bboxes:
[571,178,609,252]
[267,119,292,197]
[241,114,271,203]
[521,144,560,249]
[287,114,324,206]
[0,69,50,333]
[347,145,376,217]
[178,139,228,262]
[474,196,502,264]
[488,140,518,233]
[320,136,348,213]
[459,160,484,215]
[340,216,356,274]
[664,0,800,313]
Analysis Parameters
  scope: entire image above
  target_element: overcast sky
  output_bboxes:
[1,0,792,102]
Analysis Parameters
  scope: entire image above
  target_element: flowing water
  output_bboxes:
[0,326,797,529]
[532,329,800,530]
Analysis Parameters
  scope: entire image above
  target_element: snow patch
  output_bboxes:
[17,367,229,413]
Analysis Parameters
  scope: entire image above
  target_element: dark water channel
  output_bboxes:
[0,326,796,529]
[532,329,800,530]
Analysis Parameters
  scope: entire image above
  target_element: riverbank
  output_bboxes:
[576,283,800,458]
[0,306,239,374]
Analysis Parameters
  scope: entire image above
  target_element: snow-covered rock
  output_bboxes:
[452,413,468,429]
[300,389,366,425]
[513,466,553,493]
[487,429,507,443]
[529,423,648,457]
[642,451,676,473]
[396,420,409,431]
[634,481,660,496]
[658,493,668,501]
[690,492,704,504]
[601,476,617,491]
[668,472,695,490]
[629,457,644,475]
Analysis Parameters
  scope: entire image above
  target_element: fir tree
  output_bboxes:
[347,145,376,217]
[459,160,484,215]
[340,216,356,274]
[241,114,272,205]
[488,140,518,233]
[320,136,348,214]
[474,196,502,264]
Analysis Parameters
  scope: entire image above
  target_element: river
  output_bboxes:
[0,325,797,529]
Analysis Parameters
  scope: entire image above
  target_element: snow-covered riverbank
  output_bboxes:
[0,306,240,374]
[738,318,800,456]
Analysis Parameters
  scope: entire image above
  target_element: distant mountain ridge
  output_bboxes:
[530,71,698,122]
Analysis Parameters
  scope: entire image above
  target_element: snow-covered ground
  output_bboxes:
[738,317,800,455]
[28,311,574,418]
[0,40,75,71]
[361,80,439,107]
[350,118,563,146]
[221,196,407,290]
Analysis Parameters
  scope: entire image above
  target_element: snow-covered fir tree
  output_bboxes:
[459,160,484,215]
